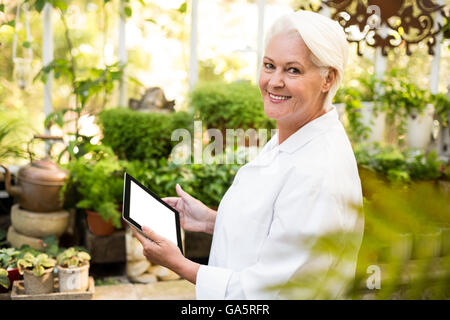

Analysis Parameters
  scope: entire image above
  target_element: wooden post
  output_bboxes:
[189,0,198,92]
[256,0,265,83]
[118,0,127,107]
[42,3,53,155]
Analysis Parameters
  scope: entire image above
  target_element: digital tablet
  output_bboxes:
[122,172,183,254]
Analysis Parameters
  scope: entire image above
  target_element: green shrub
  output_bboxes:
[190,81,275,132]
[97,108,194,161]
[355,143,448,184]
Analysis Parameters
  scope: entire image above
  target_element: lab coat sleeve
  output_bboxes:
[196,168,345,300]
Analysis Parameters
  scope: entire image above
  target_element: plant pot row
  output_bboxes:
[16,248,92,296]
[376,226,450,263]
[22,263,90,295]
[337,101,436,149]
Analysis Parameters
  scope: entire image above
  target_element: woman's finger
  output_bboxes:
[142,226,164,243]
[131,226,152,245]
[176,184,194,201]
[161,197,179,207]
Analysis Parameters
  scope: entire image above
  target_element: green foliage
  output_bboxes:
[431,92,450,127]
[0,119,27,163]
[17,252,56,277]
[190,81,275,132]
[354,171,450,299]
[272,169,450,299]
[61,153,124,228]
[97,108,194,161]
[0,248,21,269]
[0,268,9,289]
[333,76,381,144]
[355,143,448,184]
[378,70,432,141]
[57,247,91,268]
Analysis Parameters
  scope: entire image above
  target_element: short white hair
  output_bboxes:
[264,10,349,109]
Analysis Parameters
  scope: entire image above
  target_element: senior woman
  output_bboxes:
[131,10,364,300]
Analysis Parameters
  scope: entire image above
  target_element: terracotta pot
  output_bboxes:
[86,210,115,236]
[0,268,22,293]
[57,263,90,292]
[23,268,54,295]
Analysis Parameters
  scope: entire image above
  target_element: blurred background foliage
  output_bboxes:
[1,0,449,299]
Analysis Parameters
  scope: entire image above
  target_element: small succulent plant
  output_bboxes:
[17,253,56,277]
[57,248,91,268]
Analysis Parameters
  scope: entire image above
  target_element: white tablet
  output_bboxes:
[122,172,183,254]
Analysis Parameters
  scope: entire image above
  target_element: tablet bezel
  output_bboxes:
[122,172,183,254]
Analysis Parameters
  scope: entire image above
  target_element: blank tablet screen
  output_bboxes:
[127,178,180,247]
[122,172,182,253]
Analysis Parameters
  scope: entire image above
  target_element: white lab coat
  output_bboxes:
[195,106,364,300]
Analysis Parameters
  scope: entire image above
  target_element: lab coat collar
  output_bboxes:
[245,106,339,168]
[275,105,339,155]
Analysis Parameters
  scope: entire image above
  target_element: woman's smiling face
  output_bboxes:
[259,32,329,125]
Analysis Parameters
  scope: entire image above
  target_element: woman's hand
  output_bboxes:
[162,184,217,235]
[131,226,200,284]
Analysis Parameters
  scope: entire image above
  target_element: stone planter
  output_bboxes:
[359,101,386,143]
[57,263,90,293]
[405,103,435,149]
[378,233,413,263]
[23,268,54,295]
[7,226,45,250]
[412,229,442,260]
[11,204,69,238]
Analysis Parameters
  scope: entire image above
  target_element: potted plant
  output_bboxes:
[337,75,386,145]
[17,252,56,295]
[0,247,22,292]
[56,247,91,292]
[380,74,433,149]
[62,155,123,236]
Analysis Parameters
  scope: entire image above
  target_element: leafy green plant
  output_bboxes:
[17,252,56,277]
[0,268,9,289]
[354,143,449,184]
[97,108,194,161]
[61,154,124,228]
[27,1,124,163]
[0,248,21,270]
[334,75,382,144]
[431,92,450,128]
[270,169,450,299]
[57,247,91,268]
[379,71,432,144]
[0,119,27,163]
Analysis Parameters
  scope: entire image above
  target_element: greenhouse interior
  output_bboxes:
[0,0,449,301]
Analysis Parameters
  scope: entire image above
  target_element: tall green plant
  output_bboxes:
[24,0,125,163]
